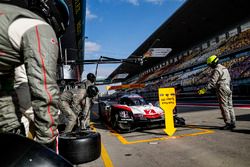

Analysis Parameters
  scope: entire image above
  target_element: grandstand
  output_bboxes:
[106,0,250,102]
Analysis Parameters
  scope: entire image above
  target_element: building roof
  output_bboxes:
[107,0,250,83]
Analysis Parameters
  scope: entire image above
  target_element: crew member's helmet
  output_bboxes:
[1,0,29,8]
[87,85,99,98]
[28,0,70,37]
[207,55,219,68]
[87,73,96,83]
[2,0,70,37]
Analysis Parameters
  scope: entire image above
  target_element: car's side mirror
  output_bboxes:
[148,103,153,106]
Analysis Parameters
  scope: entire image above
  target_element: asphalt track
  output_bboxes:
[79,101,250,167]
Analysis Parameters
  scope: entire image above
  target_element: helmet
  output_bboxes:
[87,73,96,83]
[28,0,70,37]
[207,55,219,68]
[2,0,69,36]
[1,0,29,8]
[87,85,99,98]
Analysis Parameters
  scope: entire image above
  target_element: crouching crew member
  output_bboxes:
[58,85,99,133]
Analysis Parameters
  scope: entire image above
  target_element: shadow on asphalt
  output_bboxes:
[177,107,216,113]
[132,129,166,136]
[186,124,250,134]
[231,129,250,134]
[217,113,250,122]
[91,120,112,132]
[184,124,221,130]
[235,114,250,121]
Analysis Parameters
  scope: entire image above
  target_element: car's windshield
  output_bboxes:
[131,97,147,106]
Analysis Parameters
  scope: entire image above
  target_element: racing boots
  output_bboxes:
[230,122,236,130]
[220,123,236,130]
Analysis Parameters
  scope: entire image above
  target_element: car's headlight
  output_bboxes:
[119,111,130,118]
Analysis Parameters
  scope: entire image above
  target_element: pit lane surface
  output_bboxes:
[79,103,250,167]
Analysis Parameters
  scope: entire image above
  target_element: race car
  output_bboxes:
[99,94,165,132]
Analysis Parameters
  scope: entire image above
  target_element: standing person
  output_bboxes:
[58,85,99,133]
[198,55,236,130]
[79,73,97,129]
[0,0,69,150]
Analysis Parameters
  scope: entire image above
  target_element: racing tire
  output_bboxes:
[59,131,101,165]
[0,133,73,167]
[111,113,119,131]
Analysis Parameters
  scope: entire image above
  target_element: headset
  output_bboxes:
[87,73,96,83]
[87,85,99,98]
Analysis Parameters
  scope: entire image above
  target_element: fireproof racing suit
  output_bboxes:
[0,4,59,144]
[58,89,90,132]
[205,64,236,125]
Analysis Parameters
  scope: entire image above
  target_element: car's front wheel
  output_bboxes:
[111,112,132,132]
[111,113,119,130]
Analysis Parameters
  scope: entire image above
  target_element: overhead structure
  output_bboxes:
[107,0,250,83]
[58,0,86,83]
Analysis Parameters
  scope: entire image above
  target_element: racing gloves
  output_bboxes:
[198,88,206,95]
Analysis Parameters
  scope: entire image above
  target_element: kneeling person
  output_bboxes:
[58,85,99,133]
